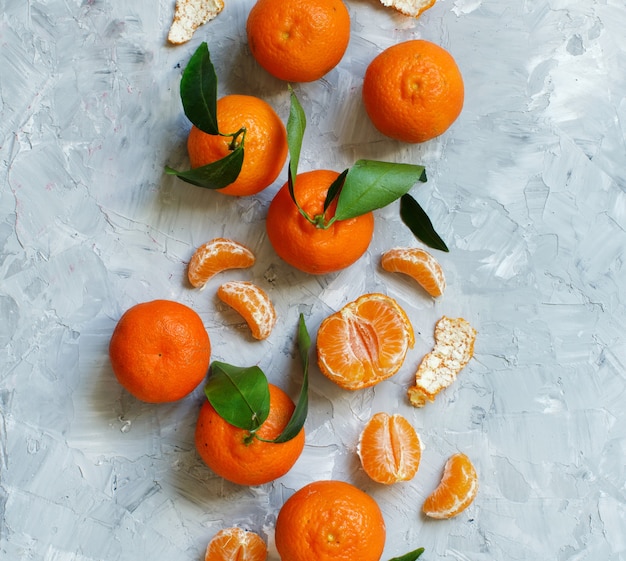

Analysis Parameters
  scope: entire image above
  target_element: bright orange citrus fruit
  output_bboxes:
[266,169,375,275]
[187,238,256,288]
[423,452,478,519]
[217,280,277,340]
[358,412,422,484]
[204,527,268,561]
[108,300,211,403]
[195,383,305,486]
[246,0,351,83]
[316,293,414,390]
[274,480,386,561]
[381,247,446,297]
[362,40,464,143]
[187,94,288,196]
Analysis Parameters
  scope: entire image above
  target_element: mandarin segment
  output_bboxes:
[408,316,476,407]
[274,480,386,561]
[423,452,478,519]
[217,281,277,340]
[205,527,268,561]
[188,238,256,288]
[379,0,436,17]
[195,384,305,486]
[381,247,446,297]
[358,412,422,484]
[316,293,415,390]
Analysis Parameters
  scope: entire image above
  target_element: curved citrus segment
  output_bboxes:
[205,527,268,561]
[188,238,256,288]
[379,0,436,17]
[217,281,276,340]
[408,316,476,407]
[358,412,422,484]
[381,247,446,297]
[423,452,478,519]
[316,293,415,390]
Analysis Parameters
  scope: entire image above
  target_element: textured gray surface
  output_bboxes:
[2,0,626,559]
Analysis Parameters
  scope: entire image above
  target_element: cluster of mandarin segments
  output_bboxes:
[204,526,267,561]
[358,412,422,484]
[217,280,277,340]
[423,452,479,519]
[316,293,415,390]
[195,383,305,486]
[187,238,277,340]
[246,0,351,83]
[187,94,288,197]
[108,299,211,403]
[274,480,386,561]
[381,247,446,298]
[408,315,477,407]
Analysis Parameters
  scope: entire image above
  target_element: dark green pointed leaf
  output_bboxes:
[180,42,219,135]
[400,194,449,252]
[164,145,244,189]
[286,86,306,184]
[271,314,310,443]
[204,361,271,431]
[322,168,349,213]
[387,547,425,561]
[334,159,427,221]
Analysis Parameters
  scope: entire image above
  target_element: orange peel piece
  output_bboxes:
[378,0,436,18]
[187,238,255,289]
[407,316,476,407]
[168,0,225,45]
[381,247,446,298]
[423,452,478,519]
[217,281,276,340]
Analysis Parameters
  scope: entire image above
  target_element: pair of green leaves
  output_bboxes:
[165,41,448,251]
[204,314,310,444]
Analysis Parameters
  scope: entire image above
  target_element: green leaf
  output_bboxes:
[180,42,219,135]
[333,159,427,221]
[400,194,449,252]
[271,314,310,443]
[204,362,271,431]
[286,86,306,185]
[322,168,349,213]
[387,547,425,561]
[164,145,244,189]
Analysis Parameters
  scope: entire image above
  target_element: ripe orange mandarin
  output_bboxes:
[274,480,386,561]
[363,39,464,143]
[195,383,305,486]
[187,94,287,196]
[204,527,268,561]
[266,169,375,275]
[108,299,211,403]
[246,0,351,83]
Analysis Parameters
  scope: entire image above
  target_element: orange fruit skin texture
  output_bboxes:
[204,527,268,561]
[195,384,305,486]
[316,293,415,390]
[358,412,422,485]
[423,452,479,519]
[187,238,256,289]
[274,480,386,561]
[266,170,375,275]
[108,300,211,403]
[246,0,351,83]
[187,94,288,196]
[362,39,464,143]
